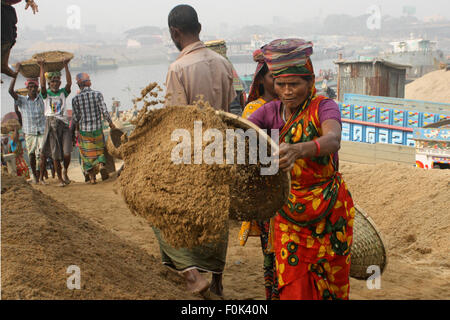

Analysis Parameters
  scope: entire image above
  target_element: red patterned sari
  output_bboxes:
[275,92,355,300]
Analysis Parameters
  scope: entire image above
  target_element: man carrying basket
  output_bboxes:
[37,58,73,187]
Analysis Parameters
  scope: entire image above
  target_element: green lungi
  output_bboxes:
[153,228,228,274]
[79,128,106,172]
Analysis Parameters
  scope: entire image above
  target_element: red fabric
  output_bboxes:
[274,91,354,300]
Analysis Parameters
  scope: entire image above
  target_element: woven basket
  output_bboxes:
[106,128,127,159]
[205,39,227,58]
[32,51,74,73]
[216,111,291,221]
[350,204,387,280]
[17,60,40,78]
[16,88,29,96]
[1,119,21,134]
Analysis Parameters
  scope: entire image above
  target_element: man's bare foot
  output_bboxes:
[58,179,66,187]
[183,269,209,294]
[63,169,70,184]
[99,163,109,181]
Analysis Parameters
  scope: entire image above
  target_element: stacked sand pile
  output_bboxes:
[340,162,450,265]
[1,173,197,299]
[405,69,450,103]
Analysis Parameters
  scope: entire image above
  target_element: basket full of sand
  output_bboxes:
[16,59,40,78]
[116,98,290,249]
[1,119,21,134]
[16,51,74,78]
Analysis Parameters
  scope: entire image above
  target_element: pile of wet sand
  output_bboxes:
[1,173,196,299]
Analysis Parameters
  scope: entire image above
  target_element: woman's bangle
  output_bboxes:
[313,139,321,157]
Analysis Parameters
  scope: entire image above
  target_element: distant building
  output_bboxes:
[335,58,410,101]
[383,37,444,79]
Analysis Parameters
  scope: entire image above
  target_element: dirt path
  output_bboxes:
[30,161,449,300]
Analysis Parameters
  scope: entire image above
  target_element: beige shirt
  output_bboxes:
[165,41,236,112]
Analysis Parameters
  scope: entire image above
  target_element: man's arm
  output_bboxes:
[64,59,72,95]
[97,92,115,129]
[8,64,20,101]
[37,58,47,97]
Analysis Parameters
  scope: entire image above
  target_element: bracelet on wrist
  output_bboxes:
[313,139,321,157]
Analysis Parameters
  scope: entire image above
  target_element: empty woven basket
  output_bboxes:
[350,204,387,280]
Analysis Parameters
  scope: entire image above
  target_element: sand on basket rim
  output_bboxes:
[216,110,291,221]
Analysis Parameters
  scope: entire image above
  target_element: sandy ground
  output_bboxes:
[16,159,447,300]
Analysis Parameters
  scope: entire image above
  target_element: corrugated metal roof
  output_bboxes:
[335,58,412,70]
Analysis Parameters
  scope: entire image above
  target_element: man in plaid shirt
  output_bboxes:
[72,73,115,184]
[8,63,45,183]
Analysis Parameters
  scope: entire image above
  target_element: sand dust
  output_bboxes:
[1,156,449,299]
[405,69,450,103]
[1,173,198,300]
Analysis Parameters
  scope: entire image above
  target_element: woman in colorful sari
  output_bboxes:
[247,39,354,300]
[8,128,30,178]
[239,48,279,300]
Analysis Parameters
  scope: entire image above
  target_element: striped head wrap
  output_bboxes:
[247,49,267,103]
[262,39,314,78]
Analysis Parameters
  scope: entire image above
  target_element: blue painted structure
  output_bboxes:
[339,94,450,146]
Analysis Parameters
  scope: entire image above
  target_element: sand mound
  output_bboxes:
[405,69,450,103]
[1,173,196,299]
[119,104,232,249]
[340,162,450,266]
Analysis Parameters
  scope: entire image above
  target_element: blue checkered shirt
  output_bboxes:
[72,87,112,132]
[15,95,46,135]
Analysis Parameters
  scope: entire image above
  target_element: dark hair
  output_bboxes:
[168,5,201,35]
[300,75,314,82]
[257,63,269,95]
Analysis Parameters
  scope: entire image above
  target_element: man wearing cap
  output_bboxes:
[71,72,115,184]
[37,58,73,187]
[8,63,45,183]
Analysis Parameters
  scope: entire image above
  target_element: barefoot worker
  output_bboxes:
[154,4,236,297]
[8,67,46,184]
[248,39,354,300]
[71,72,115,184]
[38,59,73,186]
[238,48,279,300]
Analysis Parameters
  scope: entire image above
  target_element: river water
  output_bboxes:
[1,59,335,118]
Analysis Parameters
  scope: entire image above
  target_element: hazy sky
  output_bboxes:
[15,0,450,34]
